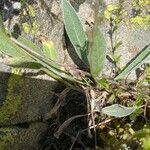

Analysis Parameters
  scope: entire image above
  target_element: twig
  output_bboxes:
[43,87,71,120]
[144,100,148,120]
[88,89,97,146]
[70,118,113,150]
[54,114,89,139]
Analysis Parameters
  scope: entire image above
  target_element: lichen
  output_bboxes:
[22,4,39,35]
[0,128,14,150]
[104,4,126,24]
[0,68,24,124]
[104,0,150,30]
[130,0,150,29]
[130,15,150,29]
[133,0,150,7]
[22,21,39,35]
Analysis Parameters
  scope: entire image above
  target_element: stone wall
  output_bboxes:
[0,1,64,148]
[0,0,149,149]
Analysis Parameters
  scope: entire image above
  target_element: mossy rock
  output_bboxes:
[0,122,47,150]
[0,65,60,126]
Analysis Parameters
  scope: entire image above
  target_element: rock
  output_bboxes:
[111,25,150,79]
[101,0,150,79]
[0,122,47,150]
[35,0,65,63]
[77,0,150,80]
[0,0,150,148]
[0,65,61,126]
[0,0,65,126]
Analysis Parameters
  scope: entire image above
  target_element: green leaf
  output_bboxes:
[62,0,88,65]
[97,78,109,89]
[0,13,83,86]
[42,40,58,61]
[134,128,150,138]
[129,108,143,121]
[16,35,43,56]
[143,137,150,150]
[102,104,136,118]
[89,27,106,80]
[5,57,42,69]
[115,45,150,80]
[0,14,31,58]
[11,36,82,85]
[114,41,122,50]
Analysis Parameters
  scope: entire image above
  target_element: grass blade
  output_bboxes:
[115,45,150,80]
[5,57,42,69]
[16,35,43,56]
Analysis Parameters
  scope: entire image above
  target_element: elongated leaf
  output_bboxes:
[0,13,83,86]
[114,41,122,50]
[0,14,31,58]
[102,104,136,118]
[42,40,58,61]
[16,35,43,56]
[62,0,88,65]
[89,27,106,80]
[115,45,150,80]
[5,57,42,69]
[11,37,81,84]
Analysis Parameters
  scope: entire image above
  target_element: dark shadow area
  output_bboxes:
[11,23,22,39]
[0,71,10,106]
[40,90,94,150]
[136,63,150,80]
[0,70,63,126]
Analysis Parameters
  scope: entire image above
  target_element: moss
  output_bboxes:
[130,15,150,29]
[104,4,125,24]
[22,21,39,35]
[0,68,24,124]
[104,0,150,30]
[133,0,150,7]
[0,128,14,150]
[22,4,39,35]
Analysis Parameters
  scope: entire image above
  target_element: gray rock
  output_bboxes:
[0,0,64,126]
[101,1,150,80]
[0,122,47,150]
[0,68,61,126]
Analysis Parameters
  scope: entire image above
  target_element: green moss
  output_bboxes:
[133,0,150,7]
[104,0,150,30]
[0,68,24,124]
[22,5,39,35]
[104,4,125,25]
[22,21,39,35]
[130,15,150,29]
[0,128,14,150]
